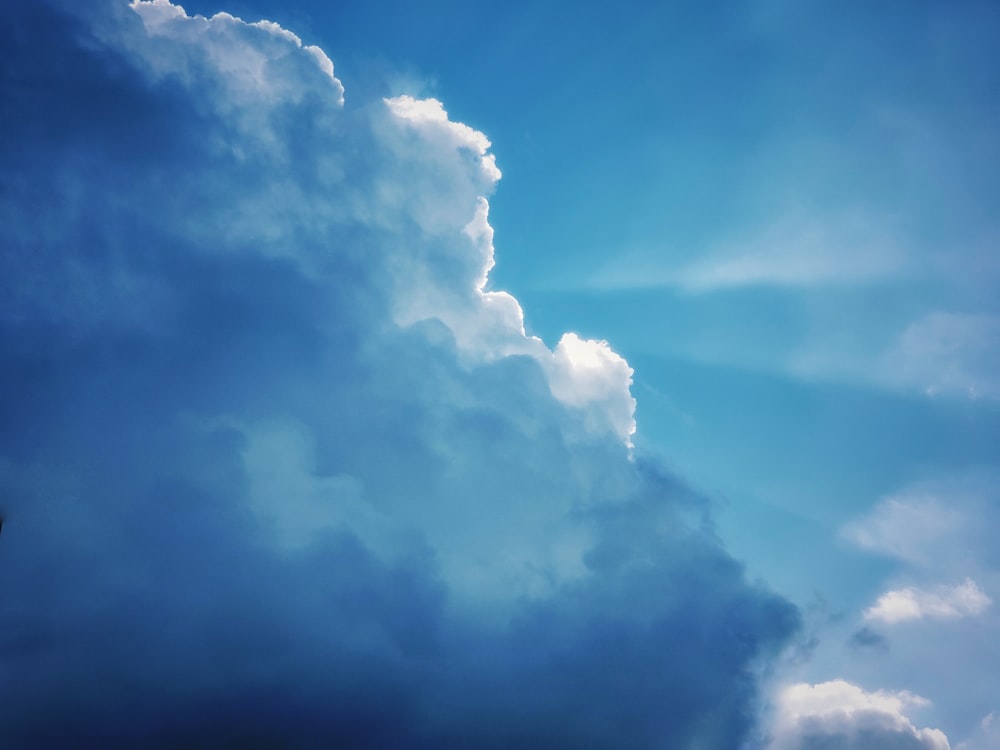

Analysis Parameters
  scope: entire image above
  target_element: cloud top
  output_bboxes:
[772,680,950,750]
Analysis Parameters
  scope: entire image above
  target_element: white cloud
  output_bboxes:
[547,333,637,443]
[841,474,1000,575]
[863,579,991,625]
[384,95,501,183]
[128,0,185,26]
[119,1,637,448]
[373,97,636,443]
[129,0,343,100]
[842,492,968,567]
[879,312,1000,400]
[771,680,950,750]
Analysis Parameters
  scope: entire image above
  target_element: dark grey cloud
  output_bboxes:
[0,1,798,747]
[847,626,888,652]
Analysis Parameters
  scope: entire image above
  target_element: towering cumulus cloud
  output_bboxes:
[0,1,797,746]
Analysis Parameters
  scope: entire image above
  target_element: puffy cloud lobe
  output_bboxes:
[0,1,797,746]
[378,91,636,441]
[771,680,950,750]
[837,476,998,750]
[385,94,502,183]
[549,333,638,442]
[128,0,343,104]
[863,579,991,625]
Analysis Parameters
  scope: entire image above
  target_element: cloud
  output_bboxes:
[585,211,902,292]
[789,311,1000,401]
[847,626,889,652]
[125,0,343,104]
[955,711,1000,750]
[863,579,991,625]
[836,477,998,747]
[842,475,1000,574]
[771,680,951,750]
[879,313,1000,400]
[841,491,968,567]
[0,1,797,746]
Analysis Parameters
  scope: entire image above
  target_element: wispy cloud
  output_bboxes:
[790,311,1000,401]
[842,492,968,567]
[880,312,1000,400]
[955,711,1000,750]
[586,211,903,292]
[842,474,1000,572]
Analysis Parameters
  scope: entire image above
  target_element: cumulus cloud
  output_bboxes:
[771,680,951,750]
[844,478,998,631]
[127,0,343,101]
[863,579,991,625]
[0,0,797,746]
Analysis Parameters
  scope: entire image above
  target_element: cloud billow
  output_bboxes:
[0,1,798,747]
[771,681,950,750]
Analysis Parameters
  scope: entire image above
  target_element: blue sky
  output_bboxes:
[1,0,997,748]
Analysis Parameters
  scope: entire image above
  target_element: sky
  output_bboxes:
[0,0,997,748]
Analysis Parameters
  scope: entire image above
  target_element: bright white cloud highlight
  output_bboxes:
[376,90,637,443]
[863,579,991,625]
[772,680,950,750]
[127,0,345,107]
[548,333,637,443]
[385,95,501,183]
